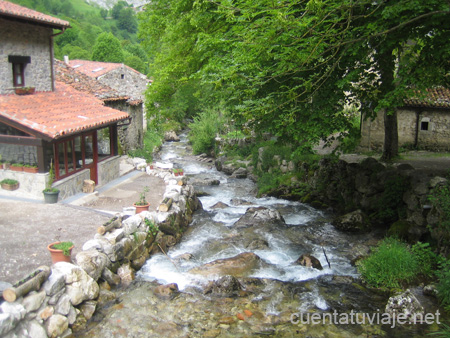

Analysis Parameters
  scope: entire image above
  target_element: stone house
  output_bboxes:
[0,1,130,200]
[67,59,149,143]
[55,60,143,153]
[360,87,450,151]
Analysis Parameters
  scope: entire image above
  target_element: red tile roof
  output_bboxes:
[0,0,70,29]
[0,82,129,140]
[404,87,450,109]
[55,59,128,102]
[68,60,143,78]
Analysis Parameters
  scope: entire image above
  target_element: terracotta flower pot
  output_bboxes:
[133,202,150,214]
[47,242,74,264]
[23,166,38,173]
[10,165,23,172]
[1,182,19,191]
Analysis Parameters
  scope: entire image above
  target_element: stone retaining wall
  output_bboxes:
[0,163,201,338]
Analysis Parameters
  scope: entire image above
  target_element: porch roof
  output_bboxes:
[0,82,129,140]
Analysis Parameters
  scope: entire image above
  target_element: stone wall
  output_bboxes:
[106,101,143,152]
[360,108,450,151]
[0,169,46,199]
[0,18,53,94]
[97,156,121,187]
[97,66,147,101]
[0,165,201,337]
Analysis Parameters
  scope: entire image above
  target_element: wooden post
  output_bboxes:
[158,198,173,212]
[97,217,121,235]
[3,266,51,302]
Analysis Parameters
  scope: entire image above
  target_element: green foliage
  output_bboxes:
[124,55,147,75]
[188,110,226,155]
[337,114,362,154]
[92,32,124,63]
[357,237,419,288]
[370,175,409,224]
[411,242,440,279]
[144,218,159,237]
[52,241,74,256]
[136,186,149,206]
[0,178,19,185]
[429,182,450,250]
[138,0,450,160]
[128,129,163,162]
[428,322,450,338]
[436,260,450,312]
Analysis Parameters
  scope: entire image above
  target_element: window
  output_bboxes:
[421,121,429,131]
[8,56,30,87]
[121,74,125,79]
[13,63,25,87]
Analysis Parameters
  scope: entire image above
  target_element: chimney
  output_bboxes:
[64,55,69,65]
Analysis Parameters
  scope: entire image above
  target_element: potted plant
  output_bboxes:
[47,241,74,264]
[15,86,35,95]
[1,178,19,191]
[43,160,59,203]
[10,163,23,171]
[0,155,3,169]
[173,169,179,176]
[23,164,38,173]
[133,186,150,213]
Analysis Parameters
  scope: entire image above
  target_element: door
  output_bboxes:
[84,132,98,184]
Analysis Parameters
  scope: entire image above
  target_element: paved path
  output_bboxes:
[0,169,166,286]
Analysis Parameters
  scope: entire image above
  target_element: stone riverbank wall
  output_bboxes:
[0,163,202,338]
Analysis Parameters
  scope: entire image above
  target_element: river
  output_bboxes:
[79,133,437,337]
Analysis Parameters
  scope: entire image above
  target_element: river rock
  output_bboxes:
[154,283,179,300]
[0,302,26,336]
[332,209,370,232]
[234,207,285,229]
[204,275,242,296]
[294,254,323,270]
[22,290,46,313]
[192,178,220,186]
[222,164,235,175]
[385,289,424,322]
[75,250,109,281]
[164,131,180,142]
[52,262,99,306]
[245,239,269,250]
[211,202,229,209]
[231,198,253,206]
[231,167,248,179]
[117,263,135,286]
[189,252,261,277]
[46,314,68,338]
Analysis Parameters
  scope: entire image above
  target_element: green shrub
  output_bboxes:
[188,110,226,154]
[128,129,163,162]
[357,237,419,288]
[428,182,450,250]
[436,260,450,312]
[411,241,440,279]
[0,178,18,185]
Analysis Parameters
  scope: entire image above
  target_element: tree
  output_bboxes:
[92,32,124,63]
[118,7,137,33]
[139,0,450,158]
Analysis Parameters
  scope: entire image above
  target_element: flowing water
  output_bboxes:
[80,134,438,338]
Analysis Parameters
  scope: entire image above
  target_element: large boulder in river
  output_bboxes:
[204,275,242,296]
[332,209,370,232]
[294,254,323,270]
[234,207,285,229]
[164,131,180,142]
[385,289,424,322]
[189,252,261,277]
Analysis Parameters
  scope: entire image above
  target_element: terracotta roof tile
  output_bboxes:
[404,87,450,109]
[55,59,128,102]
[0,0,70,28]
[0,82,129,139]
[68,60,126,78]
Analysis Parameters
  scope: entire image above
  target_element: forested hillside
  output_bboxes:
[8,0,149,74]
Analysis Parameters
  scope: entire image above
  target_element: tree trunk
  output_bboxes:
[381,109,399,161]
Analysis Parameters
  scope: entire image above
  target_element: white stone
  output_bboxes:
[104,228,125,244]
[43,270,65,296]
[55,294,71,316]
[46,314,68,338]
[22,291,46,313]
[122,214,143,235]
[80,301,97,321]
[82,239,102,251]
[26,320,47,338]
[75,250,109,281]
[163,191,180,202]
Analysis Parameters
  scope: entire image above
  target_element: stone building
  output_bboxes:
[360,87,450,151]
[55,60,143,153]
[67,59,149,147]
[0,1,130,200]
